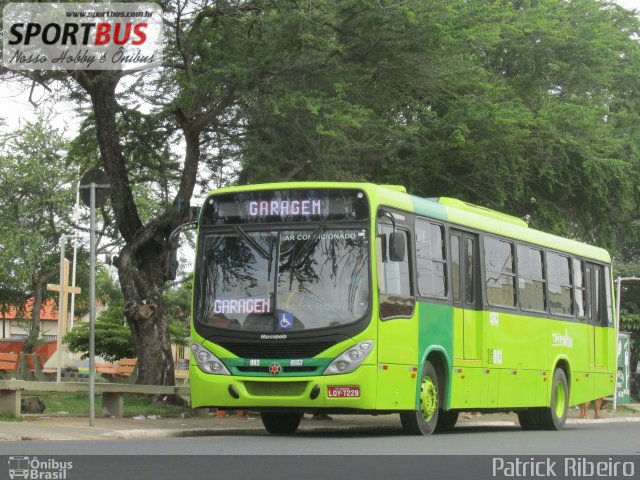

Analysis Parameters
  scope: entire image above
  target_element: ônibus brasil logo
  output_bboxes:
[8,456,73,480]
[2,3,162,71]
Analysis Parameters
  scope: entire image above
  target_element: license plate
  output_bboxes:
[327,386,360,398]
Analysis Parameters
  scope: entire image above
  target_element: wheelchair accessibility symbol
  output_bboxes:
[278,311,294,330]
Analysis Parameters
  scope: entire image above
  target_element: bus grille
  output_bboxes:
[243,381,308,396]
[237,366,319,374]
[218,342,336,359]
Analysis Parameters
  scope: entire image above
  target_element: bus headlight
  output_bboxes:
[191,343,230,375]
[323,340,374,375]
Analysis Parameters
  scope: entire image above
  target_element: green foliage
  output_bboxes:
[236,0,640,255]
[164,276,193,347]
[0,117,76,293]
[64,306,136,363]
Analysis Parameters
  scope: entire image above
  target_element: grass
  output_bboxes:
[23,391,192,418]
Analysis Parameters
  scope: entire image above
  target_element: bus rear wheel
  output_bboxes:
[400,361,440,435]
[435,410,459,432]
[538,368,569,430]
[260,412,303,435]
[517,409,542,430]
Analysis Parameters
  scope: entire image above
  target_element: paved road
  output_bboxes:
[1,420,638,455]
[1,420,638,480]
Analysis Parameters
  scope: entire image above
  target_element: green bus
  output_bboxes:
[189,182,616,435]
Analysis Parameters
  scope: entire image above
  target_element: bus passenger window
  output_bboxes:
[585,266,593,321]
[484,237,516,308]
[573,259,586,319]
[415,219,447,298]
[377,223,414,318]
[547,252,572,316]
[604,266,613,326]
[451,235,461,302]
[517,245,545,312]
[465,238,475,305]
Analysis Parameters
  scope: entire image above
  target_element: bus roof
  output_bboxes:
[206,182,611,264]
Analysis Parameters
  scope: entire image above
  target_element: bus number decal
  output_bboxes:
[249,359,260,367]
[488,349,503,365]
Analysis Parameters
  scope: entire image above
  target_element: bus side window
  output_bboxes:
[377,223,414,319]
[517,245,546,312]
[464,238,475,305]
[484,237,516,308]
[604,266,613,326]
[573,259,586,320]
[415,219,447,299]
[589,264,610,327]
[585,266,593,321]
[547,252,572,316]
[451,235,461,303]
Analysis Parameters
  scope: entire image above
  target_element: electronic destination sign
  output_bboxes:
[200,189,369,225]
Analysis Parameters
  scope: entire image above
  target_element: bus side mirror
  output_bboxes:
[166,219,198,282]
[389,232,405,262]
[166,248,179,281]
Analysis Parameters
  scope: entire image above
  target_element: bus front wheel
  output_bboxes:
[400,361,440,435]
[538,368,569,430]
[260,412,302,435]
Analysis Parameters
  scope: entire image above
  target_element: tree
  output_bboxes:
[238,0,640,253]
[0,117,79,351]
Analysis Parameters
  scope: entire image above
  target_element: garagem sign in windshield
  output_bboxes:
[3,3,162,71]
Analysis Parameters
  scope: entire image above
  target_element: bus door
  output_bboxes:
[375,210,417,410]
[450,229,488,408]
[587,263,606,369]
[451,229,482,361]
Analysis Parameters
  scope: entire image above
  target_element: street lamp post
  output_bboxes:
[79,169,110,427]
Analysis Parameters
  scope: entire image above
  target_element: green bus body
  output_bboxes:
[190,182,616,433]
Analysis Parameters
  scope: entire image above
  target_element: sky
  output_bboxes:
[617,0,640,9]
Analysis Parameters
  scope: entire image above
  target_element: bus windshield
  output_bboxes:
[197,227,370,332]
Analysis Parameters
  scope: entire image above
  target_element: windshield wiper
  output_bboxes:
[232,226,272,261]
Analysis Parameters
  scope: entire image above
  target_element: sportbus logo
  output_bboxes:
[2,3,162,71]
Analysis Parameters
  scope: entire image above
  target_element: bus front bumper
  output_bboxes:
[190,365,377,411]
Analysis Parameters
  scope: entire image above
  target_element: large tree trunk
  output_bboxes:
[76,71,179,385]
[118,236,176,386]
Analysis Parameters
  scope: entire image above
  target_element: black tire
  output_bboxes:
[538,368,569,430]
[517,409,541,430]
[435,410,459,433]
[260,412,302,435]
[400,361,440,435]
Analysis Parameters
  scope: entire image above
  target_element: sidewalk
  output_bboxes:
[1,404,639,441]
